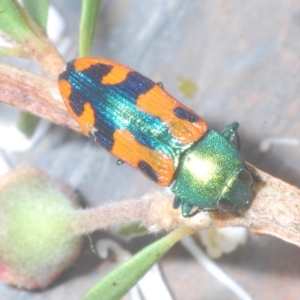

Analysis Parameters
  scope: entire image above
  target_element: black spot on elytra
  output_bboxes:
[173,107,200,122]
[82,63,113,85]
[138,161,159,182]
[59,60,76,81]
[125,71,155,95]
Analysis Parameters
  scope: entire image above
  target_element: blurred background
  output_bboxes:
[1,0,300,299]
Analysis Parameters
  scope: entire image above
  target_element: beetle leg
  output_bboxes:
[181,201,200,218]
[233,131,241,151]
[175,198,203,217]
[116,159,125,166]
[222,121,241,151]
[245,163,264,184]
[182,202,192,217]
[157,81,164,88]
[173,196,182,209]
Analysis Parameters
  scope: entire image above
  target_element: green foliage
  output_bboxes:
[17,112,40,138]
[0,167,81,289]
[79,0,102,57]
[82,228,191,300]
[23,0,49,31]
[0,0,43,46]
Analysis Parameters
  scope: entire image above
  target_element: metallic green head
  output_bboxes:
[171,125,256,217]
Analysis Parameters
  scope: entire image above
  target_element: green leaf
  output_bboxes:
[23,0,49,31]
[0,46,28,57]
[0,0,44,46]
[82,227,193,300]
[79,0,102,57]
[17,112,40,138]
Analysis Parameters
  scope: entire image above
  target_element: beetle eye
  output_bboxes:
[238,168,253,186]
[217,198,236,211]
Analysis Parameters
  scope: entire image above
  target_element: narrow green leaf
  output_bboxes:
[79,0,102,57]
[17,112,40,138]
[23,0,49,31]
[82,227,193,300]
[0,0,43,46]
[0,46,28,57]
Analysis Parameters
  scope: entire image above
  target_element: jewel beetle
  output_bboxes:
[58,58,260,217]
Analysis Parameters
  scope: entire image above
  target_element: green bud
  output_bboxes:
[0,167,82,289]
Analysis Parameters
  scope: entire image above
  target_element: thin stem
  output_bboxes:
[0,46,28,57]
[0,63,82,133]
[69,169,300,248]
[1,63,300,248]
